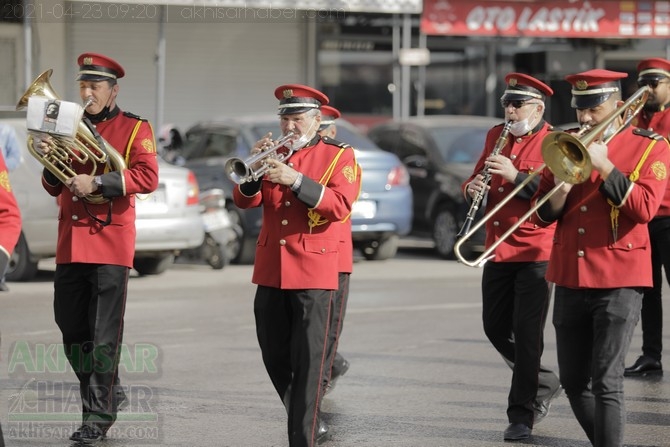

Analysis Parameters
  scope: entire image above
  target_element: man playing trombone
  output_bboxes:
[534,69,670,447]
[625,57,670,378]
[461,73,561,441]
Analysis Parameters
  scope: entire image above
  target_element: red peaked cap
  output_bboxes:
[274,84,329,115]
[637,57,670,81]
[565,69,628,109]
[319,105,341,130]
[76,52,125,81]
[501,72,553,102]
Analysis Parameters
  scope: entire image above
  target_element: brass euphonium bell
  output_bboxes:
[16,69,127,204]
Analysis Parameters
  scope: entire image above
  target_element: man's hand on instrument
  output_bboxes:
[264,158,299,186]
[251,132,273,156]
[588,141,615,179]
[67,174,97,198]
[467,174,489,200]
[486,154,518,183]
[32,135,54,156]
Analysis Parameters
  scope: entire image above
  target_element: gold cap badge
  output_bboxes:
[283,89,293,99]
[83,57,93,65]
[576,80,588,90]
[509,78,517,87]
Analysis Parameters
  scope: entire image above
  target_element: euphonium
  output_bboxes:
[16,69,127,204]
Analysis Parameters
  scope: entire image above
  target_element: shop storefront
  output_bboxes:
[318,0,670,125]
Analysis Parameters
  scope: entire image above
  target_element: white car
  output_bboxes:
[2,112,204,279]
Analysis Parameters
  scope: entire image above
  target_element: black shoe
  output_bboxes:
[115,384,128,410]
[534,386,562,425]
[624,355,663,377]
[316,419,330,444]
[325,358,350,395]
[504,423,531,441]
[69,424,104,443]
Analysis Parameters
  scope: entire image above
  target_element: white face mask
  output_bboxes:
[509,118,532,136]
[286,117,318,151]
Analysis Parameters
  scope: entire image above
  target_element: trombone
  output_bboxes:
[454,86,650,267]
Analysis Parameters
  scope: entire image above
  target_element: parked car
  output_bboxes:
[368,115,501,259]
[174,115,413,263]
[0,111,204,280]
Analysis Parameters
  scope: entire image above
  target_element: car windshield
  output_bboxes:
[251,122,379,151]
[180,128,239,161]
[428,127,489,164]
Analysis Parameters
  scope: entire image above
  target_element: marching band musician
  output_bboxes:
[318,105,359,397]
[37,53,159,442]
[461,73,561,441]
[534,69,670,447]
[625,57,670,377]
[0,146,22,289]
[233,85,360,446]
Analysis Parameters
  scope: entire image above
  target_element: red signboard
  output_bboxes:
[421,0,670,38]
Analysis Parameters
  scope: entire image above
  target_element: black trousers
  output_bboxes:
[254,286,333,447]
[53,263,129,433]
[482,261,558,428]
[322,273,350,392]
[640,217,670,362]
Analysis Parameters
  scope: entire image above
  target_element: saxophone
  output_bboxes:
[457,121,512,237]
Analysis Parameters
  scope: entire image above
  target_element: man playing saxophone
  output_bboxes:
[461,73,561,441]
[33,53,159,443]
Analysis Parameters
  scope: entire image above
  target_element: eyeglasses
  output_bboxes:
[500,99,539,109]
[638,79,669,89]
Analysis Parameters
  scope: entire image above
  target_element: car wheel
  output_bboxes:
[433,207,458,259]
[202,233,227,270]
[362,234,399,261]
[226,207,255,265]
[5,233,39,282]
[133,254,175,276]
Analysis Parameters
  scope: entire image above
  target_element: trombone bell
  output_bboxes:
[541,132,591,184]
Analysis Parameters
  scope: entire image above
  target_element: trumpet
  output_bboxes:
[458,120,512,237]
[224,132,296,184]
[454,85,650,267]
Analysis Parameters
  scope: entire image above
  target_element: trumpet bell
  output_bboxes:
[224,158,251,185]
[541,131,592,184]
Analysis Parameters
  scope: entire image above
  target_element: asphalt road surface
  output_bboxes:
[1,243,669,446]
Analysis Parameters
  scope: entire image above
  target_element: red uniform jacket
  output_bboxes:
[338,162,362,274]
[234,137,360,290]
[462,121,556,262]
[536,126,670,288]
[636,105,670,216]
[41,109,159,268]
[0,153,22,259]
